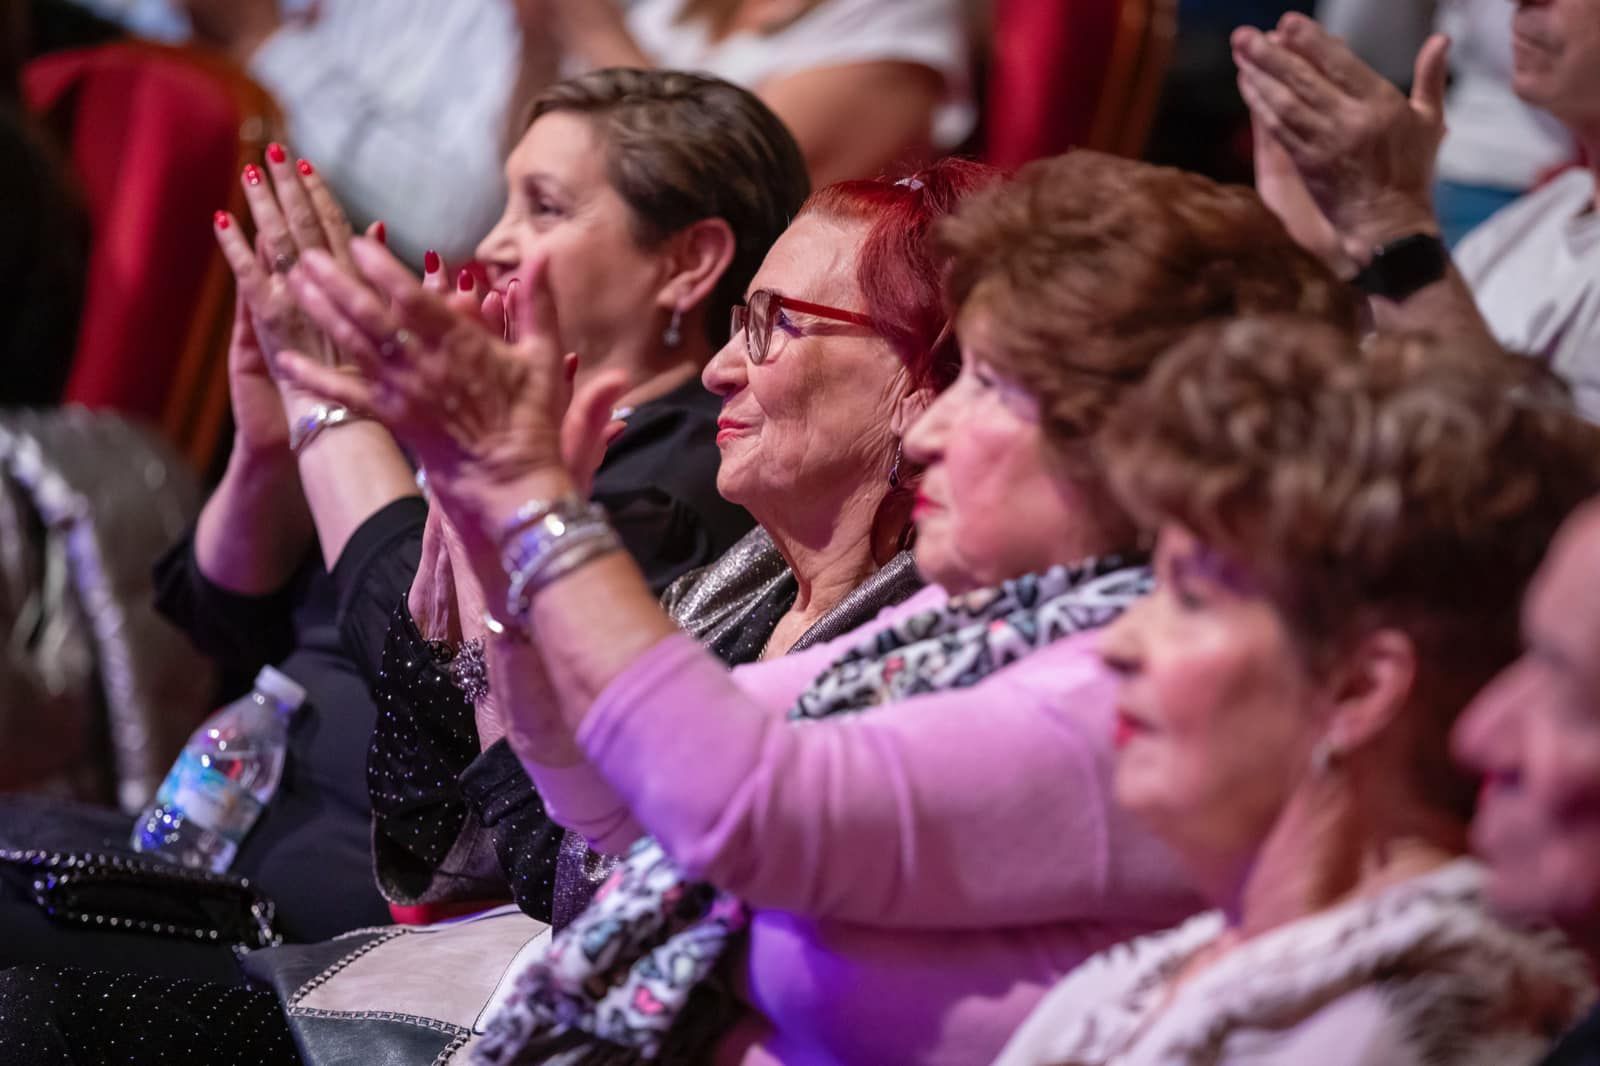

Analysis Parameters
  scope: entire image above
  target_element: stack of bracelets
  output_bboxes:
[490,496,623,640]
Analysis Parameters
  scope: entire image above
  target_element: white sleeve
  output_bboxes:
[1314,0,1438,86]
[248,0,517,265]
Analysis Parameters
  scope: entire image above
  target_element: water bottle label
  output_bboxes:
[153,751,264,845]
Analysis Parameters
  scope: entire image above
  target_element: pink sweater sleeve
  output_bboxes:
[525,586,949,855]
[577,628,1190,928]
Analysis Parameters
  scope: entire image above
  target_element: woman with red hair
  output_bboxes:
[281,151,1359,1064]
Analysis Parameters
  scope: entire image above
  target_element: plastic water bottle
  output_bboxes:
[131,666,306,872]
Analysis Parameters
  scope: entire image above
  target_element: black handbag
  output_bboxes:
[0,847,281,950]
[0,794,280,951]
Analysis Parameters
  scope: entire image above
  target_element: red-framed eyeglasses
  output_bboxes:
[729,289,877,365]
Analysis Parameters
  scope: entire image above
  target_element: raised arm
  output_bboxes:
[215,150,421,577]
[191,295,315,598]
[567,631,1191,926]
[1236,14,1496,343]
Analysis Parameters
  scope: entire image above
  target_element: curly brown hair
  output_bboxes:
[1103,316,1600,815]
[936,151,1360,470]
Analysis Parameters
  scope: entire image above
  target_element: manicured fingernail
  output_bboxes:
[297,158,314,177]
[374,221,387,245]
[214,211,230,230]
[243,164,262,186]
[424,250,441,274]
[458,269,474,292]
[267,142,287,164]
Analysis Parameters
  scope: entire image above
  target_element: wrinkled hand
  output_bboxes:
[408,505,510,747]
[214,150,375,395]
[400,252,623,501]
[273,240,628,535]
[224,293,293,456]
[1250,114,1350,275]
[1234,14,1449,257]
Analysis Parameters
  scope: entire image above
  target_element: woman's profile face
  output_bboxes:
[902,314,1092,594]
[1098,525,1323,866]
[476,112,674,363]
[703,214,908,514]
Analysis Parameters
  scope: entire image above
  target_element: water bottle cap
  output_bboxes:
[253,666,308,713]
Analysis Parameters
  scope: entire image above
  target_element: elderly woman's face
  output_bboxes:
[476,112,671,361]
[902,316,1089,593]
[1454,507,1600,937]
[1098,526,1322,864]
[702,215,907,512]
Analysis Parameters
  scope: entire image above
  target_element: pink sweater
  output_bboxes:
[529,591,1202,1065]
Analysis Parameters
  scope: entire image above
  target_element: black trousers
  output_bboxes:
[0,966,301,1065]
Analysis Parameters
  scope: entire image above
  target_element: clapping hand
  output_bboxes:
[214,148,384,420]
[1234,13,1449,260]
[273,240,628,543]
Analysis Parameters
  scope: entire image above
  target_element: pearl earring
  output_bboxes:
[663,307,684,349]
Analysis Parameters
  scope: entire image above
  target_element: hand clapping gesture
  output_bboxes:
[271,239,628,545]
[1234,13,1450,262]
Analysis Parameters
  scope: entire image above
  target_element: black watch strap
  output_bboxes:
[1350,233,1449,301]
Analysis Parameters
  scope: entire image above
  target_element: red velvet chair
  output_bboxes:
[24,42,281,472]
[984,0,1178,170]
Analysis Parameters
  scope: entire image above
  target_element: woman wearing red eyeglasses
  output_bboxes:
[277,151,1360,1065]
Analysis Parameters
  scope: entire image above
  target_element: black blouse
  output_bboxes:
[149,496,428,942]
[364,531,927,926]
[357,377,756,921]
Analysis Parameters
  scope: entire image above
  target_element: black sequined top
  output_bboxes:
[364,527,927,928]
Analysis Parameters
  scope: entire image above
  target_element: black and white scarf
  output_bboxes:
[474,556,1152,1066]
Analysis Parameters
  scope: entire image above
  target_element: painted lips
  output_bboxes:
[716,419,752,444]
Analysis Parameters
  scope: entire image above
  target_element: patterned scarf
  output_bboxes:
[474,556,1152,1066]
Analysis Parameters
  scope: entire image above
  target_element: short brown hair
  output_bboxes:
[528,69,810,346]
[937,151,1360,466]
[1104,317,1600,813]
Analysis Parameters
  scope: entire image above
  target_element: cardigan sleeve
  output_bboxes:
[521,587,948,854]
[575,629,1189,929]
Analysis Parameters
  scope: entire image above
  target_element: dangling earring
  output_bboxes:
[663,307,684,349]
[887,439,904,489]
[1310,737,1341,775]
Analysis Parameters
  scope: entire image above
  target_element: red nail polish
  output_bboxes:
[243,164,262,186]
[374,221,387,245]
[424,250,441,274]
[267,142,287,164]
[458,269,474,293]
[296,158,314,177]
[214,211,230,230]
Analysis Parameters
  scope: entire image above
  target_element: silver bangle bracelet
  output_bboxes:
[504,520,621,623]
[288,404,362,455]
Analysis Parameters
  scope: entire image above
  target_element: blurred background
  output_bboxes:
[0,0,1412,814]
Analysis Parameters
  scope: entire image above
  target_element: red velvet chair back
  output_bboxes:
[984,0,1178,170]
[24,42,280,471]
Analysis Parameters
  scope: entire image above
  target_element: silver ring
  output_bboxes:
[272,252,297,275]
[378,328,413,361]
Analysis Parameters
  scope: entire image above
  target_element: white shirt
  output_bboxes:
[624,0,976,148]
[251,1,519,265]
[77,0,520,265]
[1316,0,1575,191]
[1456,168,1600,422]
